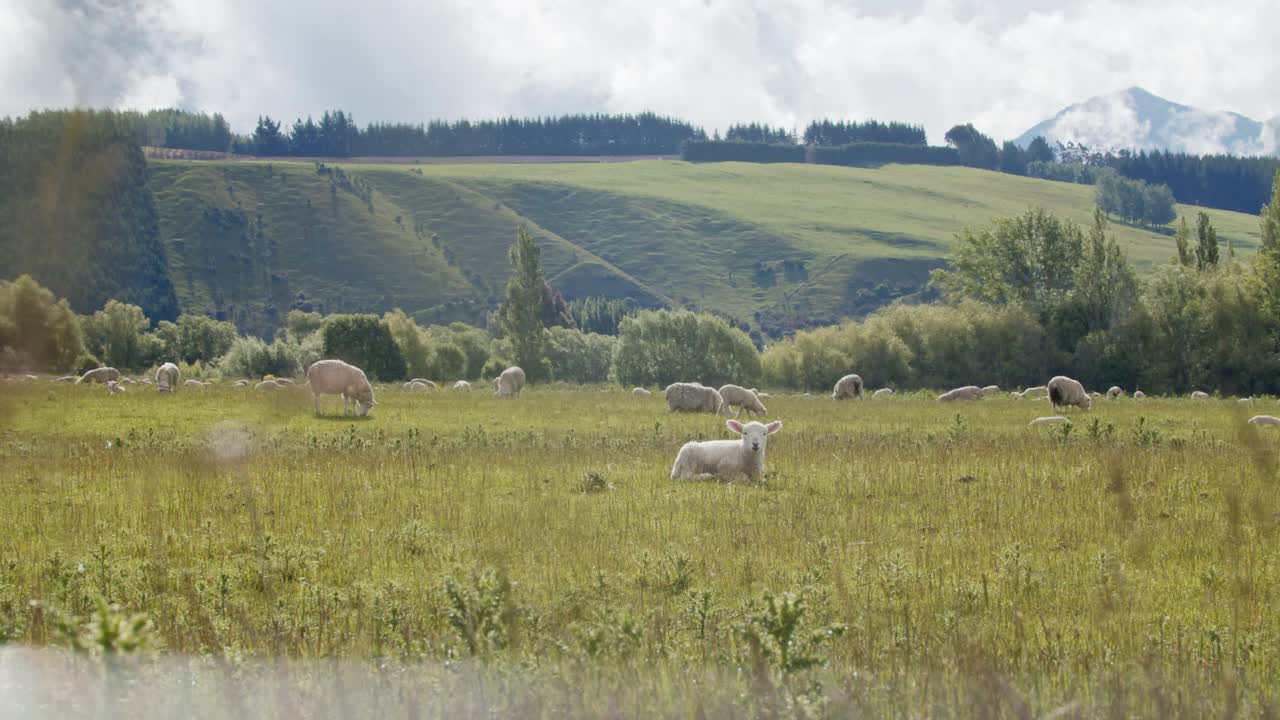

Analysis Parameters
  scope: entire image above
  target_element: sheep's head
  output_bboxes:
[1081,394,1092,411]
[727,419,782,454]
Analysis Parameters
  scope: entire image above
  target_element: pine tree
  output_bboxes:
[1195,212,1219,271]
[501,227,548,381]
[1262,170,1280,256]
[1173,216,1193,267]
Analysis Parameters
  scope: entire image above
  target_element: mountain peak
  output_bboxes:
[1014,89,1278,156]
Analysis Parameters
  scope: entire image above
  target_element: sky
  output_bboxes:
[1,0,1278,146]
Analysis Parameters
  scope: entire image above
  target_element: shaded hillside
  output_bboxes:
[146,159,1263,335]
[0,111,177,321]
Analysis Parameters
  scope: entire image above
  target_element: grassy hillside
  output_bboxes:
[148,159,1264,334]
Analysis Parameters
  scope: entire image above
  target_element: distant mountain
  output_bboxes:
[1014,87,1280,157]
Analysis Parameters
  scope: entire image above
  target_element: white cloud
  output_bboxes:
[1,0,1278,145]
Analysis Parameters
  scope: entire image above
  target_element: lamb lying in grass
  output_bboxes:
[670,419,782,481]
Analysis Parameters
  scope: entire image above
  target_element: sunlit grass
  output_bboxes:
[1,383,1278,716]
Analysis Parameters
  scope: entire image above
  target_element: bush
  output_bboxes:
[612,309,760,388]
[321,314,407,381]
[218,336,298,378]
[546,327,615,383]
[810,142,958,167]
[0,275,87,372]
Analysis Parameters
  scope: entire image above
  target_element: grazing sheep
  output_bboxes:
[77,367,121,385]
[156,363,180,393]
[494,366,526,398]
[274,378,296,386]
[1047,376,1091,411]
[1020,385,1047,399]
[55,375,76,382]
[1239,397,1253,403]
[184,379,206,388]
[980,385,1001,396]
[255,380,282,390]
[404,380,433,391]
[719,384,768,417]
[1191,391,1210,400]
[1010,391,1022,399]
[409,378,437,389]
[105,380,126,394]
[22,374,38,381]
[632,387,652,397]
[140,379,153,385]
[1133,390,1146,399]
[670,419,782,481]
[306,359,377,417]
[1107,386,1123,400]
[665,382,729,415]
[832,374,864,400]
[453,380,472,391]
[1248,415,1280,426]
[1029,416,1069,426]
[232,379,249,387]
[938,386,982,402]
[873,388,894,398]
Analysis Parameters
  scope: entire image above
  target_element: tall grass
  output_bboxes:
[1,383,1277,716]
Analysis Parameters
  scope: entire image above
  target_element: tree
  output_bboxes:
[931,207,1084,312]
[82,300,149,370]
[611,309,760,388]
[500,227,550,381]
[999,141,1028,175]
[1195,212,1219,271]
[943,124,999,169]
[1025,136,1055,164]
[320,314,406,381]
[1173,216,1193,267]
[1261,170,1280,256]
[0,274,86,371]
[1075,209,1138,333]
[252,116,288,155]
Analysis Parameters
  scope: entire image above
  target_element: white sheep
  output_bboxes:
[938,386,982,402]
[22,374,38,381]
[1009,391,1022,399]
[718,384,767,417]
[495,366,526,398]
[980,385,1001,396]
[873,388,894,398]
[832,374,864,400]
[1106,386,1123,400]
[1029,416,1069,426]
[1248,415,1280,426]
[275,377,297,386]
[665,382,729,415]
[306,359,377,416]
[1191,391,1210,400]
[410,378,437,389]
[156,362,179,393]
[1020,385,1047,399]
[183,379,206,388]
[632,387,652,397]
[255,380,282,390]
[77,367,121,385]
[1048,376,1091,411]
[1133,390,1147,399]
[670,419,782,481]
[233,379,249,387]
[453,380,471,390]
[105,380,126,394]
[1239,397,1253,403]
[405,380,432,391]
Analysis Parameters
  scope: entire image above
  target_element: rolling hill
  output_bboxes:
[147,158,1264,336]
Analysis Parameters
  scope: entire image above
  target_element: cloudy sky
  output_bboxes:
[2,0,1278,145]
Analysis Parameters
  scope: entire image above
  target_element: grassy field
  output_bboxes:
[148,159,1264,333]
[2,382,1279,717]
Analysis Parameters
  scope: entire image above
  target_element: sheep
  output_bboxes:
[1248,415,1280,426]
[756,392,771,400]
[494,366,526,398]
[1010,391,1022,399]
[404,380,432,391]
[718,384,767,417]
[1191,391,1210,400]
[632,387,652,397]
[77,367,121,385]
[665,382,729,415]
[255,380,282,390]
[409,378,437,389]
[233,379,249,387]
[274,378,297,386]
[1107,386,1123,400]
[1239,397,1253,403]
[1020,385,1047,399]
[1047,376,1091,411]
[831,374,864,400]
[980,385,1001,396]
[938,386,982,402]
[1133,390,1147,399]
[105,380,126,394]
[184,379,207,388]
[670,419,782,481]
[1029,416,1069,426]
[873,388,894,398]
[156,362,180,393]
[22,374,38,381]
[453,380,472,391]
[306,359,377,417]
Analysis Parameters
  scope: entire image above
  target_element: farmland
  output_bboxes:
[2,382,1278,717]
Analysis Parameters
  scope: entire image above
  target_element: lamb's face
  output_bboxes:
[726,419,783,454]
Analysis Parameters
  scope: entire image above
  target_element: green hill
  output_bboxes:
[147,159,1264,335]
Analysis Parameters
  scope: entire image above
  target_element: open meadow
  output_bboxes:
[3,382,1280,717]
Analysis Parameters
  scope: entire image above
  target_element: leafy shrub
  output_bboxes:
[546,327,615,383]
[612,309,760,388]
[321,314,406,381]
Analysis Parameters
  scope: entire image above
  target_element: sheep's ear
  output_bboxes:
[726,420,744,434]
[766,420,783,434]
